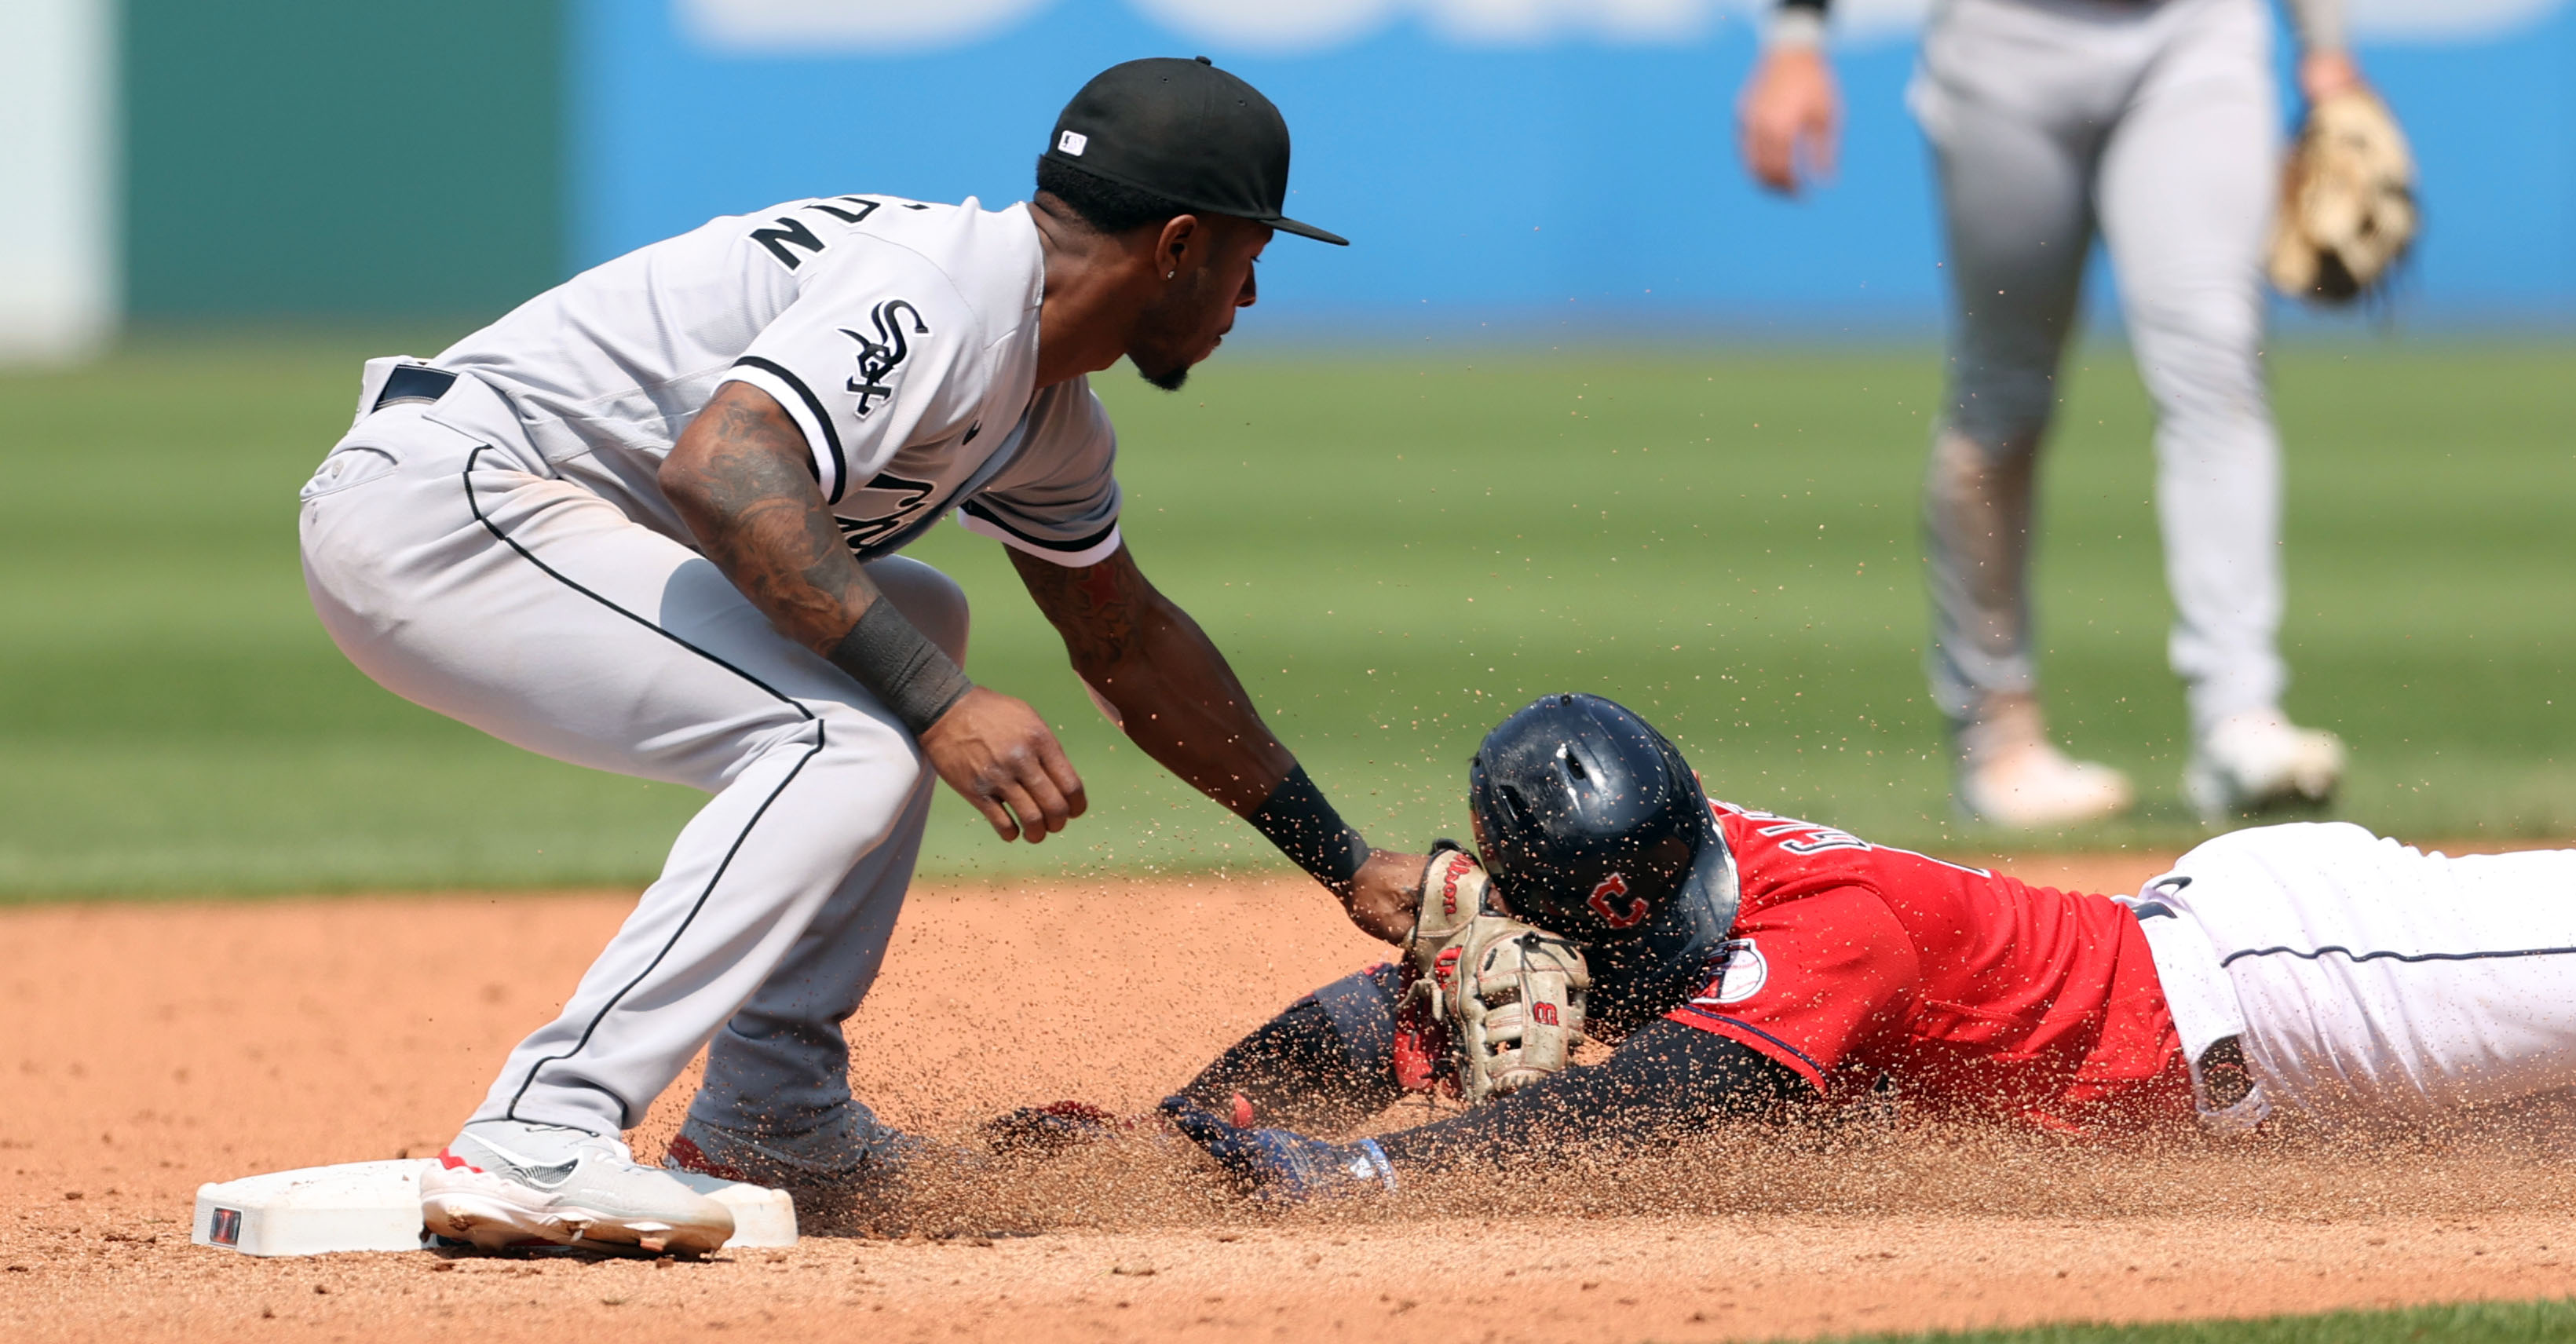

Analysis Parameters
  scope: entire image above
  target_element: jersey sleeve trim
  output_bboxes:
[956,499,1123,568]
[721,357,848,505]
[1664,1006,1830,1094]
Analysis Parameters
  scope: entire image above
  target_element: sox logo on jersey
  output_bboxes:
[842,299,926,416]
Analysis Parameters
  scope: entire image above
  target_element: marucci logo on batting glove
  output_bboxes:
[1159,1096,1394,1205]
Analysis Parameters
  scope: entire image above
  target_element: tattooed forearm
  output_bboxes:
[663,381,881,653]
[1011,545,1294,813]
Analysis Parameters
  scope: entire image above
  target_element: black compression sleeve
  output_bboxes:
[1179,986,1407,1134]
[1244,765,1369,895]
[1372,1019,1799,1171]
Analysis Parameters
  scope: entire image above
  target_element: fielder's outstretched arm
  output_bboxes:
[1011,545,1421,940]
[663,381,1086,843]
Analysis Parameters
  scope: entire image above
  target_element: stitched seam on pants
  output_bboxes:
[2218,944,2576,969]
[458,446,827,1126]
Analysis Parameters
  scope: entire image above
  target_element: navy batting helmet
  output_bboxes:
[1467,694,1740,1028]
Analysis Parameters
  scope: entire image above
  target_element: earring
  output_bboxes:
[1166,270,1177,279]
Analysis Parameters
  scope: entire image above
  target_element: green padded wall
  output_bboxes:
[122,0,564,320]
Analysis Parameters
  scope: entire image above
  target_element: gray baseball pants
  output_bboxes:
[298,376,959,1144]
[1912,0,2287,740]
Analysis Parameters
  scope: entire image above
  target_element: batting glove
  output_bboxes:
[1159,1096,1395,1205]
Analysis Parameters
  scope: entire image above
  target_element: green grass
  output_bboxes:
[1816,1298,2576,1343]
[2,333,2571,897]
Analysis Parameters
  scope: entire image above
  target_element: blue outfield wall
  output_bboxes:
[575,0,2574,333]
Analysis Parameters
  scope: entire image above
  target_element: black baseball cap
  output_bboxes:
[1043,57,1346,247]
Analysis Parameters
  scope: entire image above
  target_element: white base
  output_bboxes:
[192,1160,797,1256]
[668,1169,799,1248]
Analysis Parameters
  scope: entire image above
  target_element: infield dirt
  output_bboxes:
[9,852,2576,1343]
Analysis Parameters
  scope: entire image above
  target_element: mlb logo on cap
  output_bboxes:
[1040,57,1347,245]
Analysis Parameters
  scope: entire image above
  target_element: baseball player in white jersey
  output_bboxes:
[1735,0,2362,827]
[298,58,1430,1253]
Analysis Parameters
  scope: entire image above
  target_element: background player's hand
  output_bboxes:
[1737,45,1840,195]
[919,686,1087,843]
[2298,50,2366,103]
[1159,1097,1394,1204]
[1346,848,1428,944]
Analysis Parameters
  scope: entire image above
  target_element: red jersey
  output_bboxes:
[1668,802,2191,1134]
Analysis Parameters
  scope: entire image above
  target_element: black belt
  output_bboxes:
[2198,1035,2253,1107]
[373,365,457,411]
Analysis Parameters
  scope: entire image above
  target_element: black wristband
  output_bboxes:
[826,600,974,737]
[1245,765,1369,895]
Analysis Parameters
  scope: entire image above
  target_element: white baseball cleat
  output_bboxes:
[421,1121,734,1255]
[2185,710,2346,823]
[1957,740,2136,827]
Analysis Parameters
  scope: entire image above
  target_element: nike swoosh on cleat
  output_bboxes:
[492,1157,581,1187]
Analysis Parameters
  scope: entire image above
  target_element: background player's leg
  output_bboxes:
[2096,0,2344,819]
[680,556,968,1177]
[1910,0,2132,824]
[302,426,930,1140]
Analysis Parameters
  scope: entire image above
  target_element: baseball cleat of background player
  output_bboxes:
[421,1121,734,1254]
[2185,710,2346,822]
[1953,692,2133,827]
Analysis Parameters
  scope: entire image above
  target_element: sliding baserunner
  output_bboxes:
[299,57,1424,1251]
[1099,696,2576,1199]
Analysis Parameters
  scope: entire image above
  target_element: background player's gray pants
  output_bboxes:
[1913,0,2286,740]
[299,395,963,1141]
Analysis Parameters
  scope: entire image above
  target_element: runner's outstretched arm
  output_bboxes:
[1375,1021,1799,1167]
[1165,1020,1802,1198]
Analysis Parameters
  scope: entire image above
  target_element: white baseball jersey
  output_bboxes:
[2131,824,2576,1130]
[302,195,1124,1149]
[426,194,1123,568]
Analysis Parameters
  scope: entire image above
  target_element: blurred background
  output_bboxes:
[1,0,2570,898]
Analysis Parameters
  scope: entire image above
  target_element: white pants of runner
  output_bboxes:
[298,383,960,1144]
[2137,823,2576,1130]
[1913,0,2286,738]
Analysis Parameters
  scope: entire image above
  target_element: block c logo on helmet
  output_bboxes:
[1586,872,1651,929]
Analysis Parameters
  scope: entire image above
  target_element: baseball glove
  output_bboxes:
[1401,843,1591,1105]
[2267,88,2417,304]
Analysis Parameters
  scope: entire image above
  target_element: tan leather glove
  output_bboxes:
[1401,843,1591,1105]
[2268,88,2418,304]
